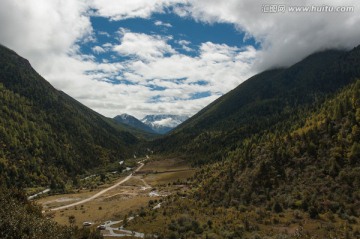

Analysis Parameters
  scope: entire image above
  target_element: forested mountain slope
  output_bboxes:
[128,72,360,239]
[196,79,360,211]
[0,45,139,189]
[153,47,360,164]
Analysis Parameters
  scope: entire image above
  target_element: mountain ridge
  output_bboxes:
[152,47,360,164]
[141,114,189,134]
[130,78,360,238]
[125,46,360,238]
[114,113,157,135]
[0,44,140,189]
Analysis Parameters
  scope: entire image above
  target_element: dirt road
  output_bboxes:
[50,162,145,211]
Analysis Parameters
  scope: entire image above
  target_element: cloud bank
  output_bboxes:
[181,0,360,69]
[1,0,359,118]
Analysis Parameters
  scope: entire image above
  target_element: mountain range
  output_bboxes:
[114,114,156,134]
[114,114,189,134]
[0,43,360,238]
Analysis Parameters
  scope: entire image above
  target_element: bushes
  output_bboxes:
[0,187,102,239]
[0,187,72,239]
[308,207,319,219]
[167,215,203,235]
[273,201,283,213]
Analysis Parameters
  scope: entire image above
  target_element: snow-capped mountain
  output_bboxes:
[114,113,156,134]
[141,114,189,134]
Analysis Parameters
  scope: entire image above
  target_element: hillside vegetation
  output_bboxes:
[128,78,360,239]
[0,45,140,190]
[153,47,360,165]
[197,79,360,213]
[0,186,102,239]
[1,43,360,238]
[127,47,360,238]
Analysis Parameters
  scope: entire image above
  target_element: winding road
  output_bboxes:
[50,162,145,211]
[102,220,145,238]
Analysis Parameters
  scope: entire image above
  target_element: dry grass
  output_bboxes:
[38,157,194,231]
[50,195,150,227]
[138,157,195,186]
[143,170,195,185]
[139,157,191,172]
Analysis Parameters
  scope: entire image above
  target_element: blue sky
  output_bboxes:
[1,0,359,118]
[86,13,257,60]
[78,14,258,89]
[69,9,260,118]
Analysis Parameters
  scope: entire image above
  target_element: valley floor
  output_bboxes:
[35,156,360,239]
[36,157,195,238]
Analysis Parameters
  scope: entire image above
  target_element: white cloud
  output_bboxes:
[89,0,187,20]
[0,0,92,62]
[92,46,106,54]
[0,0,252,119]
[178,0,360,70]
[98,31,111,37]
[176,39,194,52]
[70,31,256,118]
[155,20,173,28]
[1,0,359,120]
[113,29,177,61]
[102,42,114,50]
[118,33,257,104]
[178,40,191,45]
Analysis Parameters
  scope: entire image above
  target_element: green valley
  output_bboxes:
[0,44,359,239]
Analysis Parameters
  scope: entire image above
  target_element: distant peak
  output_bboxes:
[141,114,189,134]
[113,113,156,134]
[115,113,134,120]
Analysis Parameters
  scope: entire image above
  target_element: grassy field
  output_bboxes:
[37,157,195,234]
[124,197,360,238]
[138,157,195,186]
